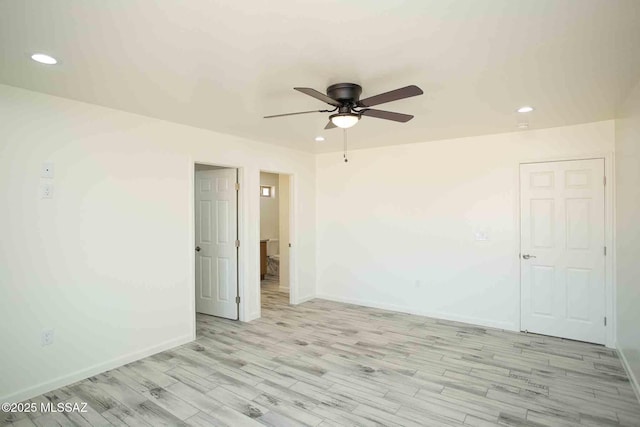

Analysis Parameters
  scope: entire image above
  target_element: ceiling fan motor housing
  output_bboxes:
[327,83,362,105]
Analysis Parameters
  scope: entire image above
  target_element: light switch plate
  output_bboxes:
[474,230,489,241]
[41,162,55,178]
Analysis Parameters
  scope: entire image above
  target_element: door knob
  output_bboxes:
[522,254,536,259]
[195,246,201,252]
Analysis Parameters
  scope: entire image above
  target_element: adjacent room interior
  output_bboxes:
[259,171,291,308]
[1,1,640,426]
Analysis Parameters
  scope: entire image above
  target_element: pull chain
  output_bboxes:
[343,128,348,163]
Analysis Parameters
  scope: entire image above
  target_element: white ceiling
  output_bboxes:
[1,0,639,153]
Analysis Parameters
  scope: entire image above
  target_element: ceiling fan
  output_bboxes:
[264,83,424,129]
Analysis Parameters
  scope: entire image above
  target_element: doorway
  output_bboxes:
[520,158,606,344]
[194,163,239,320]
[259,171,291,309]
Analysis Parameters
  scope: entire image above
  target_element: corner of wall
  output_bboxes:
[617,347,640,405]
[293,294,316,305]
[316,293,518,332]
[245,312,260,322]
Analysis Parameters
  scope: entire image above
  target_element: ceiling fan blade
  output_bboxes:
[360,109,414,122]
[264,110,327,119]
[358,85,423,108]
[324,120,337,129]
[294,87,341,107]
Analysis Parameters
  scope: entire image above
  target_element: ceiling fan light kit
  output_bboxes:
[264,82,423,130]
[330,113,359,129]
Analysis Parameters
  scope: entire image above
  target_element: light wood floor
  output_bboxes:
[3,289,639,426]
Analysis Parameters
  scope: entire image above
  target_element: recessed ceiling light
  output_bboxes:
[31,53,57,65]
[517,106,534,113]
[314,136,325,142]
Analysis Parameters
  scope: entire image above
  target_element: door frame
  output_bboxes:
[257,169,297,312]
[517,152,615,348]
[189,161,245,338]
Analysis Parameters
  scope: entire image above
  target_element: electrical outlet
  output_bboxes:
[40,183,53,199]
[41,162,55,178]
[41,329,54,346]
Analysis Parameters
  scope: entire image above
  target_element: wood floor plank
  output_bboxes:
[204,386,268,420]
[352,403,426,427]
[7,418,38,427]
[101,403,152,427]
[253,393,324,426]
[12,288,640,426]
[126,400,189,426]
[31,412,75,427]
[164,381,222,414]
[185,407,264,427]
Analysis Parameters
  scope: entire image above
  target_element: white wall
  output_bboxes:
[259,172,279,244]
[615,79,640,399]
[316,121,614,332]
[0,84,316,402]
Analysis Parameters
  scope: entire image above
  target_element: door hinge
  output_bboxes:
[604,246,607,256]
[235,240,240,248]
[235,182,240,191]
[235,296,240,304]
[604,317,607,326]
[603,176,606,186]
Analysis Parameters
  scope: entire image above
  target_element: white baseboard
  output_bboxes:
[245,311,260,322]
[316,293,517,332]
[293,294,315,305]
[1,334,193,403]
[617,347,640,405]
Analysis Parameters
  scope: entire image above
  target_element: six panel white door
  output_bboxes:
[520,159,606,344]
[195,168,238,320]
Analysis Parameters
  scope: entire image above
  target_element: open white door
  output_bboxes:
[195,168,238,320]
[520,159,606,344]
